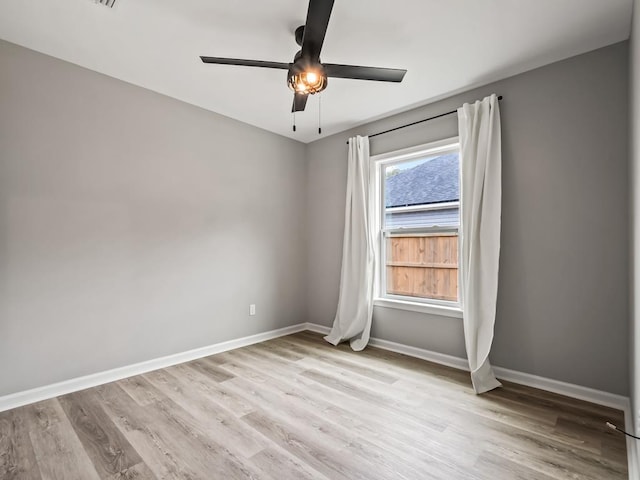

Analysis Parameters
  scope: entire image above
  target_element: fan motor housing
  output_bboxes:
[287,59,327,95]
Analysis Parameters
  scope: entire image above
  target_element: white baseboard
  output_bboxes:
[308,324,630,410]
[623,399,640,479]
[492,365,629,411]
[0,323,308,413]
[369,336,469,371]
[304,322,332,335]
[3,320,629,413]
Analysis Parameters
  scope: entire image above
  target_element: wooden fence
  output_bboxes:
[385,233,458,302]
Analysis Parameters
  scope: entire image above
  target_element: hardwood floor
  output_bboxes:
[0,331,629,479]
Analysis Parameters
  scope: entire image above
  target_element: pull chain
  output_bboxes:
[292,110,296,132]
[318,94,322,135]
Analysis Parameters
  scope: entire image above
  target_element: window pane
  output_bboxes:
[385,208,459,228]
[385,234,458,301]
[384,152,459,229]
[382,150,460,303]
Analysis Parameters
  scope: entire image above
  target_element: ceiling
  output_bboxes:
[0,0,632,143]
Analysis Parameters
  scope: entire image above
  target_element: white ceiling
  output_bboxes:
[0,0,632,143]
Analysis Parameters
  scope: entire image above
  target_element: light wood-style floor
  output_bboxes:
[0,331,628,479]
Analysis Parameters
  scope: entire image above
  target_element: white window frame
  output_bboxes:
[372,137,463,319]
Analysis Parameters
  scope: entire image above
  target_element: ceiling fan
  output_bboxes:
[200,0,407,114]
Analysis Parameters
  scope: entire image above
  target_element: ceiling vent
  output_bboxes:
[95,0,117,7]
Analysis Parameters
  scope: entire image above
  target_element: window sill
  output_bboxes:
[373,298,463,319]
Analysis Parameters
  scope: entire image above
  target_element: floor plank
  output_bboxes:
[96,382,195,480]
[142,368,266,458]
[248,447,329,480]
[58,390,143,478]
[0,331,629,479]
[24,399,101,480]
[0,408,42,479]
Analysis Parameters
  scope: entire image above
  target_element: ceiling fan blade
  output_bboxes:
[323,64,407,82]
[292,92,308,112]
[200,57,291,70]
[301,0,335,62]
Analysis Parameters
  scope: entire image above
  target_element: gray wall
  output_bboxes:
[307,42,630,395]
[0,38,631,399]
[0,40,307,396]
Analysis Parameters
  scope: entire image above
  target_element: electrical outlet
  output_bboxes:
[249,304,256,316]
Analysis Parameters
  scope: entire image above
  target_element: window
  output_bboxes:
[373,138,462,317]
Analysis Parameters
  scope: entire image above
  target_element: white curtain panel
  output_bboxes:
[325,135,375,351]
[458,94,503,394]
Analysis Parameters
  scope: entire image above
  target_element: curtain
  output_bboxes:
[458,94,502,394]
[325,135,375,351]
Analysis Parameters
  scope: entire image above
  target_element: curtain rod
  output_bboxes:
[346,95,503,144]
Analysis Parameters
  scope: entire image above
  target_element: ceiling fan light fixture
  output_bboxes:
[288,65,327,95]
[201,0,406,116]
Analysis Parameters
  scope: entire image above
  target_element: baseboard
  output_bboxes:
[492,365,629,411]
[369,336,470,371]
[623,399,640,479]
[304,322,332,335]
[0,323,308,413]
[305,323,629,411]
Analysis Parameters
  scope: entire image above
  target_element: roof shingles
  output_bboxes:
[385,153,459,208]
